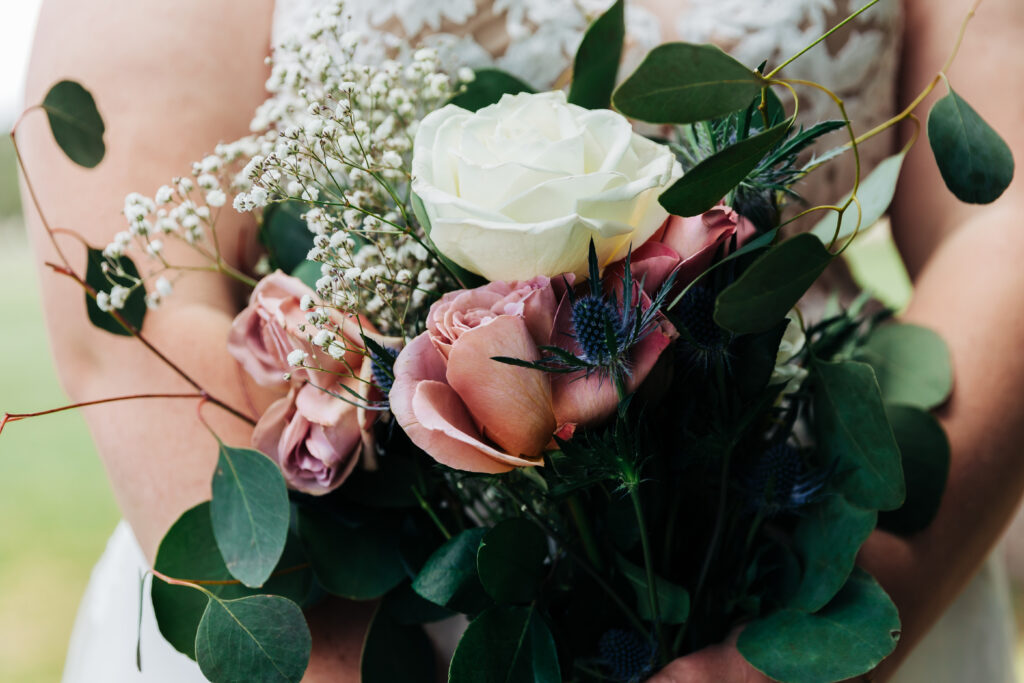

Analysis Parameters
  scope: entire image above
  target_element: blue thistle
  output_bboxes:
[745,443,829,516]
[674,285,729,374]
[571,295,628,366]
[598,629,657,682]
[369,345,399,394]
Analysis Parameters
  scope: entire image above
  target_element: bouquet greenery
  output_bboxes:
[5,1,1014,682]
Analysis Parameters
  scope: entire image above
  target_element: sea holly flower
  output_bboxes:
[598,628,657,683]
[744,443,830,517]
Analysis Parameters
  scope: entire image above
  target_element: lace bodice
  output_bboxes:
[270,0,903,212]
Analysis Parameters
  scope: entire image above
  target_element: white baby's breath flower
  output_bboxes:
[146,240,164,256]
[155,277,173,298]
[206,189,227,207]
[96,291,111,312]
[287,349,308,367]
[155,185,175,204]
[109,285,131,310]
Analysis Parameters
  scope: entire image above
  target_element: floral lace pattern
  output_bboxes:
[271,0,901,211]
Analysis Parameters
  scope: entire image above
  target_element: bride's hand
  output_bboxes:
[647,630,773,683]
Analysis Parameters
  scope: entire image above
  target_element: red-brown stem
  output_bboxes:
[12,117,257,430]
[0,392,205,436]
[43,261,256,427]
[150,563,311,588]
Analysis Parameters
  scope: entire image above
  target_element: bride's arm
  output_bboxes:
[21,1,368,679]
[858,0,1024,677]
[650,0,1024,680]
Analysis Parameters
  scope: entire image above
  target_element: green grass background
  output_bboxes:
[0,133,118,683]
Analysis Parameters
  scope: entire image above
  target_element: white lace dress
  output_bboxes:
[62,1,1016,681]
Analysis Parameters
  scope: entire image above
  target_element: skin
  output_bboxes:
[18,0,1024,681]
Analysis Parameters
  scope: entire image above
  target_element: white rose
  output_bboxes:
[411,91,682,281]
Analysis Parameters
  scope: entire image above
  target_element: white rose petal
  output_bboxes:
[410,91,682,281]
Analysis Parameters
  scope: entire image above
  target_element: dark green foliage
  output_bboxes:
[41,80,105,168]
[85,248,146,335]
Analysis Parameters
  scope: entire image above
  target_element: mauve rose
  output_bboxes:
[390,276,676,472]
[390,278,559,473]
[227,271,366,389]
[253,382,363,495]
[624,205,756,295]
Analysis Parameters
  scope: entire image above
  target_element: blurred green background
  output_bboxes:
[0,133,119,683]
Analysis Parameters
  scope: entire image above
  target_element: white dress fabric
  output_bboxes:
[62,1,1017,681]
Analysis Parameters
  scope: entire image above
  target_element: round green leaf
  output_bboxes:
[659,118,793,217]
[811,152,906,244]
[928,88,1014,204]
[412,527,491,613]
[260,200,314,274]
[84,248,146,335]
[614,555,690,625]
[738,568,900,683]
[448,606,560,683]
[210,444,290,588]
[195,595,310,683]
[297,506,406,600]
[790,496,876,612]
[812,360,905,511]
[477,518,548,604]
[449,69,535,112]
[878,404,951,536]
[714,233,832,335]
[152,503,313,659]
[41,80,105,168]
[360,606,436,683]
[613,43,766,124]
[567,0,624,110]
[856,323,952,410]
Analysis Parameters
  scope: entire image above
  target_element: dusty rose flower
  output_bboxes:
[390,276,677,471]
[253,382,363,495]
[390,278,559,473]
[227,271,367,389]
[624,205,756,295]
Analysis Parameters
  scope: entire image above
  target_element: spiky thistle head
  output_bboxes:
[674,284,729,373]
[571,294,628,366]
[745,443,829,516]
[598,628,657,683]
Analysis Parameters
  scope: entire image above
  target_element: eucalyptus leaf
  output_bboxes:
[152,503,313,660]
[476,518,548,605]
[450,69,535,112]
[791,496,876,612]
[855,323,952,410]
[290,260,321,289]
[714,233,832,335]
[195,595,310,683]
[928,87,1014,204]
[615,555,690,624]
[811,152,906,244]
[85,248,146,335]
[448,606,560,683]
[613,43,766,124]
[813,360,905,511]
[361,606,436,683]
[297,507,406,600]
[41,80,105,168]
[412,527,491,613]
[738,568,900,683]
[878,404,951,536]
[568,0,624,109]
[210,444,290,588]
[260,200,314,273]
[659,118,792,217]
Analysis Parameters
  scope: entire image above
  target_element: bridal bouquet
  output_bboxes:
[6,1,1014,682]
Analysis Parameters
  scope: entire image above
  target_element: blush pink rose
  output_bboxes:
[623,205,756,295]
[390,278,560,473]
[253,382,363,495]
[227,271,367,389]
